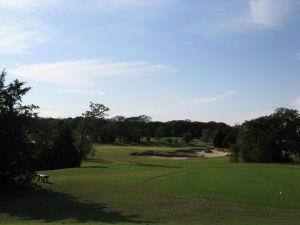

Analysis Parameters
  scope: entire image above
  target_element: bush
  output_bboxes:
[34,121,81,170]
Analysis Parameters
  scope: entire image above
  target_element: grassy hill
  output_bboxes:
[1,143,300,225]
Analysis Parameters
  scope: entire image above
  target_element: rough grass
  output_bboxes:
[1,142,300,225]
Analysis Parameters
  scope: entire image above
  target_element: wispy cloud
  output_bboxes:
[10,58,176,87]
[0,22,48,54]
[187,0,297,36]
[176,90,237,106]
[248,0,291,27]
[0,0,55,54]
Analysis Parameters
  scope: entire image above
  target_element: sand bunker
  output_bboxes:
[131,149,229,159]
[195,149,229,158]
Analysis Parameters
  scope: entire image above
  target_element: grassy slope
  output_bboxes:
[1,143,300,225]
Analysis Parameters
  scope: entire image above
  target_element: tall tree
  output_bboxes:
[0,70,38,184]
[78,102,109,162]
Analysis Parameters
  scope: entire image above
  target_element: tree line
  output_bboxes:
[1,70,300,186]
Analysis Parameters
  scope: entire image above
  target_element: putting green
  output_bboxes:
[149,166,300,209]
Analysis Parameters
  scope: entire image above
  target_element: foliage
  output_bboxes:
[100,125,117,143]
[33,120,80,170]
[0,70,38,184]
[201,128,213,143]
[79,102,109,162]
[166,137,173,144]
[182,132,193,143]
[213,128,227,147]
[234,108,300,163]
[213,127,237,148]
[123,129,141,142]
[154,126,165,142]
[222,128,238,148]
[82,115,230,144]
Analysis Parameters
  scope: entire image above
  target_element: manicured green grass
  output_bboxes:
[150,165,300,209]
[1,143,300,225]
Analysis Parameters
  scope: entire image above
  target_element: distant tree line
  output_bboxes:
[87,116,229,144]
[47,109,299,164]
[1,69,300,186]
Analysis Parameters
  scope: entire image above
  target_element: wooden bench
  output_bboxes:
[37,174,49,183]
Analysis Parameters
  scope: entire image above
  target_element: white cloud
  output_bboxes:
[291,98,300,110]
[10,58,176,87]
[58,89,105,96]
[248,0,291,27]
[0,22,48,54]
[176,90,237,106]
[0,0,56,54]
[187,0,296,36]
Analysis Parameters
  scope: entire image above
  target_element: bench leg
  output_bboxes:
[37,176,40,182]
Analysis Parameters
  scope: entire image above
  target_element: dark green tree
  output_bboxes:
[0,70,38,184]
[213,129,226,147]
[235,108,300,163]
[51,123,80,169]
[213,127,234,148]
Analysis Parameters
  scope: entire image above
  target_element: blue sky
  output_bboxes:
[0,0,299,124]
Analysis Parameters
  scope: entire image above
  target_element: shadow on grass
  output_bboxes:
[0,187,155,224]
[86,158,112,164]
[119,160,181,169]
[80,165,108,169]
